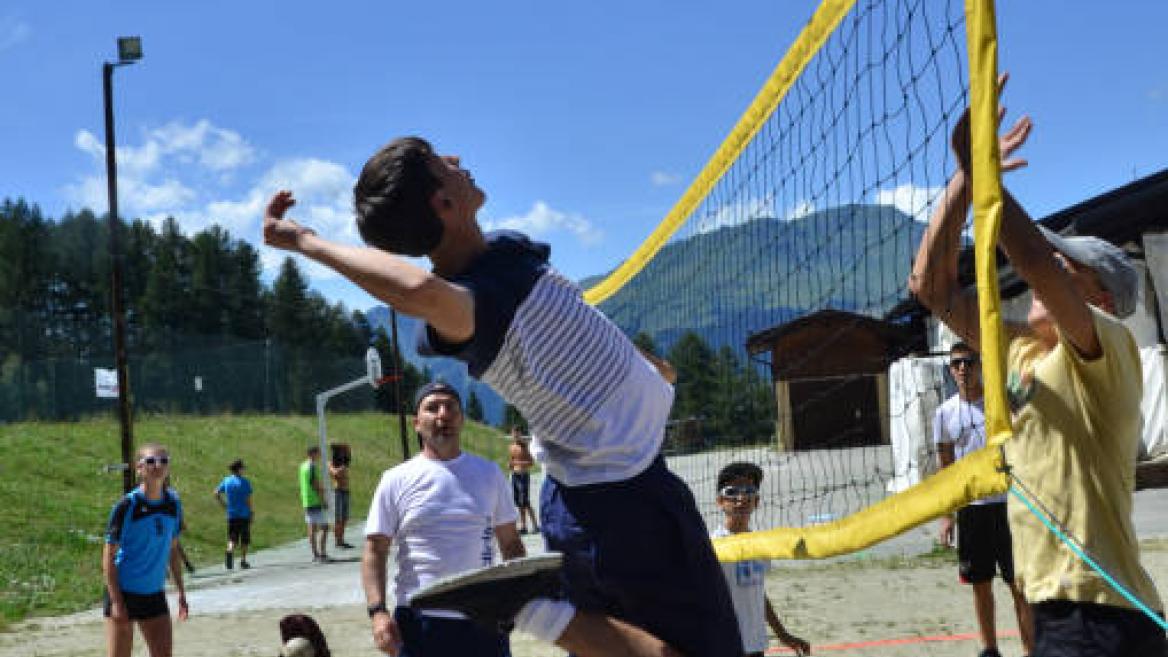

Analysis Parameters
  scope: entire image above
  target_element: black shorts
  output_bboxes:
[957,502,1014,584]
[541,456,742,657]
[1033,600,1167,657]
[228,517,251,545]
[103,589,169,620]
[511,472,531,508]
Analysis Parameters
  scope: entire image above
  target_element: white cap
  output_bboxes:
[280,637,316,657]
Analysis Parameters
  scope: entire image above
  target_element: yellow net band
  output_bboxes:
[966,0,1013,446]
[714,445,1008,561]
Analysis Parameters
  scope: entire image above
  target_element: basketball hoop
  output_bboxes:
[366,347,383,388]
[373,374,400,389]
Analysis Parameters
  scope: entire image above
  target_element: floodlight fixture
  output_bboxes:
[117,36,143,63]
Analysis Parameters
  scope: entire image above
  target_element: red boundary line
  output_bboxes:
[766,629,1019,653]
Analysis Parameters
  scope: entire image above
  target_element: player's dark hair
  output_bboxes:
[949,341,974,356]
[717,462,764,490]
[354,136,445,256]
[279,613,331,657]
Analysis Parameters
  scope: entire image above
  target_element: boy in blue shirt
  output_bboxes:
[104,442,188,657]
[214,458,254,570]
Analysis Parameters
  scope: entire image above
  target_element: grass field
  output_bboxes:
[0,412,513,629]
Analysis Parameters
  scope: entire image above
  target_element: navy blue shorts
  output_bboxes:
[511,472,531,508]
[394,607,511,657]
[1032,600,1166,657]
[540,456,742,657]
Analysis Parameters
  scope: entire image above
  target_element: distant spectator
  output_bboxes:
[299,446,330,563]
[507,427,539,535]
[329,444,355,549]
[934,343,1032,657]
[214,458,254,570]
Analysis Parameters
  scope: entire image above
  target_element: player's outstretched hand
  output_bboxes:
[950,72,1030,174]
[263,190,316,252]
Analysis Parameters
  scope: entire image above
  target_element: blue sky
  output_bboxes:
[2,1,1166,314]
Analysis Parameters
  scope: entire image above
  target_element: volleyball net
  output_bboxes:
[585,0,1014,560]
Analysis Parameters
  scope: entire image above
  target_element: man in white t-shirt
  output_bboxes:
[934,342,1033,657]
[361,381,527,656]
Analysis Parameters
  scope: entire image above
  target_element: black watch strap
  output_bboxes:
[367,602,389,619]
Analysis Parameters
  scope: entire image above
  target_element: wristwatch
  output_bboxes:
[367,602,389,619]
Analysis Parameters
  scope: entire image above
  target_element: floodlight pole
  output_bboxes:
[104,38,141,494]
[390,308,409,459]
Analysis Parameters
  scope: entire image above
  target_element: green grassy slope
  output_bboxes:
[0,413,512,628]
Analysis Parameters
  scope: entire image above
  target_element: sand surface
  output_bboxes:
[7,487,1168,656]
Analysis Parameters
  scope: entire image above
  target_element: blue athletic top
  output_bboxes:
[419,231,673,486]
[216,474,253,520]
[105,488,183,594]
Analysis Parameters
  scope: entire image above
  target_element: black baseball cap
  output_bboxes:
[413,381,462,411]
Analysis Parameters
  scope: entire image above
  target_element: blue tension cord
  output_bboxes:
[1008,485,1168,631]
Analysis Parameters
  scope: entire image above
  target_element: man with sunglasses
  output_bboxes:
[909,85,1165,655]
[934,343,1032,657]
[711,462,809,657]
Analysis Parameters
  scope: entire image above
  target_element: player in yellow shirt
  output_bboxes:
[909,82,1165,656]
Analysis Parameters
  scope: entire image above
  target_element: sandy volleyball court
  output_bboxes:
[4,532,1166,657]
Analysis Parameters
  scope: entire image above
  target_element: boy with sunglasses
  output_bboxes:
[712,462,810,657]
[934,343,1033,657]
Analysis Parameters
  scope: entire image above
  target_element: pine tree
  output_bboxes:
[466,388,485,422]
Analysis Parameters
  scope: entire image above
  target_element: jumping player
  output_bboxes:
[263,137,740,656]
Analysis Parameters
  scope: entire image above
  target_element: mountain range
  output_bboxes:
[367,203,926,424]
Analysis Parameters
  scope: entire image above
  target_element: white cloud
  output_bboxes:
[483,201,603,246]
[67,120,259,219]
[0,16,30,51]
[695,195,777,234]
[783,199,815,221]
[650,171,682,187]
[873,183,943,221]
[148,120,257,171]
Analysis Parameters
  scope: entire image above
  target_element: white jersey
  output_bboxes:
[419,232,673,486]
[711,526,771,653]
[365,452,518,605]
[933,394,1004,505]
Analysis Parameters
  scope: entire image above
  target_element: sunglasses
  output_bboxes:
[139,456,170,466]
[949,357,979,369]
[719,485,759,499]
